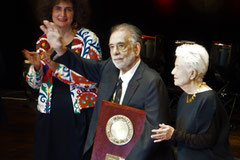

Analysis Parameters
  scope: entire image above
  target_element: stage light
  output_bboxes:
[153,0,176,15]
[156,0,172,6]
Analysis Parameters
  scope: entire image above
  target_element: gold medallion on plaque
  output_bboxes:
[106,115,134,145]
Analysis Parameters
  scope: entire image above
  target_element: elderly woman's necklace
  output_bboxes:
[186,82,206,103]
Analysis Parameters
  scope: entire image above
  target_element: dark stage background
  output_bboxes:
[0,0,240,90]
[1,1,240,158]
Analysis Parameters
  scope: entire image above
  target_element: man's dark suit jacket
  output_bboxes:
[54,49,175,160]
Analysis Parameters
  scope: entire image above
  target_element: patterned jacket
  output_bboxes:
[26,28,102,114]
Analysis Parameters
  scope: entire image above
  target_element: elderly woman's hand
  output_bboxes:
[151,123,175,143]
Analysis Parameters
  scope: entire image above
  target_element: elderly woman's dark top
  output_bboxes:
[171,90,233,160]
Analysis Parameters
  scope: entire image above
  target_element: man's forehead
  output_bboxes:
[109,30,130,44]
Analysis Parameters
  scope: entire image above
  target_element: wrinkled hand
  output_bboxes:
[22,49,41,71]
[40,20,66,56]
[151,123,174,143]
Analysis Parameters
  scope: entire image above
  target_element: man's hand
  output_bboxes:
[40,20,67,56]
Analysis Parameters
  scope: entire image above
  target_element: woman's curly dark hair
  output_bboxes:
[36,0,91,29]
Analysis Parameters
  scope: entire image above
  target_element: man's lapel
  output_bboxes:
[122,62,144,105]
[104,68,120,101]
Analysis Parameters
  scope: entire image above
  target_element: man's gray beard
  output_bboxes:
[112,52,135,70]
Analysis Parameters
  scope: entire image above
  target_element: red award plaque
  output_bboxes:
[91,100,146,160]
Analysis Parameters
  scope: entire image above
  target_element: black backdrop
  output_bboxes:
[0,0,240,90]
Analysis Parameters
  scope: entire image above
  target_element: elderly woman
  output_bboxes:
[151,44,233,160]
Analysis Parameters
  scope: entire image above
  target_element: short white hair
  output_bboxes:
[175,44,209,81]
